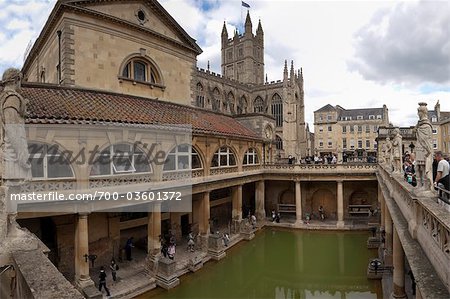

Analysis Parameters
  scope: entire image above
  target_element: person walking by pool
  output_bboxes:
[318,205,325,221]
[109,259,119,282]
[125,237,134,261]
[275,213,280,223]
[187,231,196,252]
[168,243,176,260]
[223,232,230,247]
[271,210,276,222]
[98,266,111,297]
[160,236,168,258]
[251,214,257,229]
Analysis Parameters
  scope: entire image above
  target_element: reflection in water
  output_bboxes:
[142,229,381,299]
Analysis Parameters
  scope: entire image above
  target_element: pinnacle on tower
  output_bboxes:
[245,10,252,35]
[290,60,295,79]
[221,21,228,37]
[256,19,263,34]
[283,60,288,81]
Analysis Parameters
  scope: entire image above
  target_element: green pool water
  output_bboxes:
[142,228,381,299]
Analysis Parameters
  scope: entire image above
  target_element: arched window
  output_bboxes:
[271,94,283,127]
[196,83,205,108]
[121,57,161,84]
[163,144,202,171]
[28,143,74,179]
[275,135,283,150]
[212,88,221,112]
[211,147,236,168]
[254,96,264,113]
[90,143,152,176]
[243,148,259,165]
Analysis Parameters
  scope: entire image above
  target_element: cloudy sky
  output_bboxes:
[0,0,449,127]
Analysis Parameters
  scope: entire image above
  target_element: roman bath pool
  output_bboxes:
[142,229,381,299]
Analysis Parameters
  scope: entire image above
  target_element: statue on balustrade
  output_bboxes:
[392,128,402,173]
[0,68,31,240]
[384,137,393,169]
[415,102,433,190]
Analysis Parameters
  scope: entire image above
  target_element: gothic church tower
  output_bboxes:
[221,11,264,85]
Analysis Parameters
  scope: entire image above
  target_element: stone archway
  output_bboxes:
[311,189,336,219]
[279,189,295,205]
[349,190,369,205]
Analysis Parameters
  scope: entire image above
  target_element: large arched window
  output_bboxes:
[275,135,283,150]
[211,147,236,168]
[271,94,283,127]
[121,57,161,84]
[212,88,221,112]
[163,145,202,171]
[90,143,151,176]
[196,83,205,108]
[243,148,260,165]
[28,143,74,179]
[254,96,264,113]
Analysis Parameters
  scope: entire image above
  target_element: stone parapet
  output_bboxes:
[155,258,180,290]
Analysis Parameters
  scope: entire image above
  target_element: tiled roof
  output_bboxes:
[314,104,335,113]
[11,84,260,140]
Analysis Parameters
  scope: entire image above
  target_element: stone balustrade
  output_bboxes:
[377,164,450,296]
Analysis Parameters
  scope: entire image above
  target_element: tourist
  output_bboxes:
[318,205,325,221]
[160,236,168,258]
[109,259,119,282]
[168,244,176,260]
[223,232,230,247]
[98,266,111,297]
[271,210,276,222]
[434,151,450,190]
[275,213,280,223]
[251,214,257,229]
[304,213,310,224]
[187,231,196,252]
[125,237,134,261]
[331,154,337,164]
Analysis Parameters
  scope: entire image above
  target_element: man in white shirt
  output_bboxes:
[434,151,449,190]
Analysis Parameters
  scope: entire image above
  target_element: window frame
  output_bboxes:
[28,143,75,180]
[243,148,260,166]
[163,144,202,172]
[211,147,237,168]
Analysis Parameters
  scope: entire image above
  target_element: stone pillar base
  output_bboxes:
[232,219,242,234]
[188,255,204,272]
[336,221,345,228]
[240,223,255,240]
[208,233,226,261]
[76,278,101,299]
[155,258,180,290]
[146,252,160,275]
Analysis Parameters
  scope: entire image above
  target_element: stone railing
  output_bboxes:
[377,164,450,294]
[89,174,152,189]
[21,179,76,193]
[437,186,450,210]
[210,166,238,176]
[243,164,262,171]
[264,163,377,172]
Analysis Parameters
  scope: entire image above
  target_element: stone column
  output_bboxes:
[392,226,407,298]
[232,185,243,221]
[199,191,210,235]
[295,181,302,223]
[337,180,344,228]
[380,187,386,230]
[148,203,161,255]
[384,208,393,266]
[255,180,265,221]
[75,213,93,288]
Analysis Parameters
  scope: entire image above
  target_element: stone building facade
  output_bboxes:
[314,104,389,161]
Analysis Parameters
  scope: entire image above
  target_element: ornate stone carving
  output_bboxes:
[415,102,433,191]
[384,137,393,171]
[391,129,402,173]
[0,68,31,241]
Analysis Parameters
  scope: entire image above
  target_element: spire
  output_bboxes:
[265,73,268,83]
[245,10,252,35]
[290,60,295,79]
[256,19,263,34]
[207,61,210,71]
[221,21,228,37]
[283,60,288,82]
